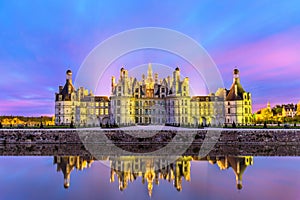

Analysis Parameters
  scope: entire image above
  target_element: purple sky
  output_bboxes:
[0,1,300,116]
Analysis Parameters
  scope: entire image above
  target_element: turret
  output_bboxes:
[173,67,180,82]
[142,74,145,84]
[233,68,240,84]
[120,67,123,79]
[173,67,180,95]
[66,69,72,83]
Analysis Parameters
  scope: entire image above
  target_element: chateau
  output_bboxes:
[55,65,252,127]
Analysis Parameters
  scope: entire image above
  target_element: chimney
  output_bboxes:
[154,73,158,84]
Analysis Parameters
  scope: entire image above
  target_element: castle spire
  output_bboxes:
[147,63,153,79]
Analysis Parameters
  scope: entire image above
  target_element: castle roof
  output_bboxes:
[56,80,75,101]
[226,83,245,101]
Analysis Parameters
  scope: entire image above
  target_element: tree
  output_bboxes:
[263,121,267,129]
[232,121,236,128]
[40,122,44,128]
[0,122,2,128]
[70,121,74,128]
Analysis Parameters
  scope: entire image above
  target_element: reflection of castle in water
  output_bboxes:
[53,156,94,188]
[110,156,192,196]
[54,155,253,195]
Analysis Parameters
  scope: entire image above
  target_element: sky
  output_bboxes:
[0,0,300,116]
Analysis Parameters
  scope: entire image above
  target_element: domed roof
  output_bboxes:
[66,69,72,74]
[175,67,180,71]
[233,68,239,75]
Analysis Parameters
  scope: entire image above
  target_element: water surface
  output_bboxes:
[0,156,299,200]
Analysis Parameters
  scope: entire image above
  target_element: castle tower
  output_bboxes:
[225,68,252,125]
[65,69,74,94]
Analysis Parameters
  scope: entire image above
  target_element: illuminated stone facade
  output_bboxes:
[110,64,191,126]
[55,70,109,126]
[216,69,253,125]
[255,102,298,123]
[55,66,252,127]
[110,65,251,126]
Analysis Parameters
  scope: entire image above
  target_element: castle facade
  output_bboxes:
[55,65,252,127]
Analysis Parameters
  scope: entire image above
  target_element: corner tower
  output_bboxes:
[225,68,252,125]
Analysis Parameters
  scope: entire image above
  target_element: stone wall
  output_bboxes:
[0,129,299,144]
[0,129,299,156]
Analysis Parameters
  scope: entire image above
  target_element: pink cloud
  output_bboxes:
[0,99,54,116]
[214,26,300,77]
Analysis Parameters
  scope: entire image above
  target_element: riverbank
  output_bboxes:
[0,128,299,156]
[0,128,299,144]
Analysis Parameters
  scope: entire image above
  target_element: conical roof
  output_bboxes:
[226,82,245,101]
[226,68,246,101]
